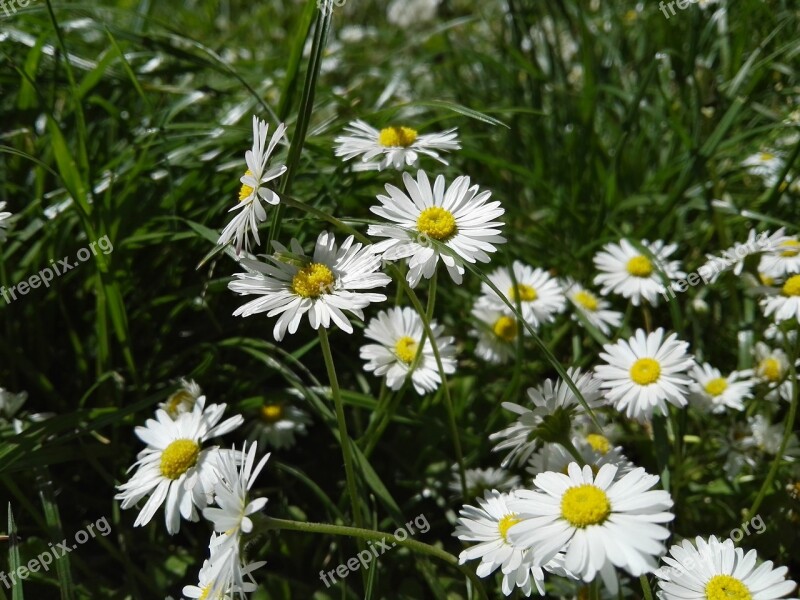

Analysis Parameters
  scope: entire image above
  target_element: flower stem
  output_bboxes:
[318,327,363,530]
[639,574,655,600]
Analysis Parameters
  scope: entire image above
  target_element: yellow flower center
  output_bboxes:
[759,152,775,162]
[291,263,335,298]
[239,169,254,202]
[497,513,521,542]
[704,574,752,600]
[782,274,800,296]
[585,434,610,455]
[509,284,537,302]
[630,358,661,385]
[704,377,728,397]
[260,404,284,424]
[395,336,419,364]
[416,207,457,241]
[574,290,599,312]
[780,240,800,258]
[160,439,201,480]
[560,484,611,528]
[626,255,653,277]
[492,315,517,342]
[378,125,418,147]
[758,357,782,382]
[759,273,775,286]
[165,390,194,418]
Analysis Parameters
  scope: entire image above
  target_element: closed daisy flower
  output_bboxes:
[562,280,622,336]
[655,535,798,600]
[688,363,754,413]
[762,274,800,322]
[470,304,521,365]
[228,231,390,341]
[595,328,694,421]
[508,463,675,593]
[593,239,684,306]
[477,262,566,330]
[334,120,459,171]
[360,306,456,394]
[368,170,505,287]
[218,116,287,254]
[115,397,243,534]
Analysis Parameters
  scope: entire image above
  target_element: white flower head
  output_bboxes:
[762,274,800,323]
[700,228,789,283]
[360,306,457,395]
[0,202,13,242]
[595,328,694,421]
[159,379,203,419]
[449,467,521,499]
[218,116,287,255]
[562,279,623,336]
[688,363,753,413]
[249,398,311,450]
[760,236,800,279]
[742,150,785,187]
[526,435,634,478]
[0,387,28,421]
[742,342,795,402]
[182,534,265,600]
[228,231,391,341]
[469,304,521,365]
[368,170,505,287]
[334,120,458,171]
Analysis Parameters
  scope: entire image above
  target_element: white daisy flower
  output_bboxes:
[0,202,12,242]
[688,363,754,413]
[765,322,798,346]
[360,306,457,394]
[218,116,287,255]
[563,280,623,336]
[334,120,459,171]
[655,535,798,600]
[508,463,675,593]
[490,368,605,467]
[593,239,685,306]
[526,435,634,477]
[742,151,785,187]
[454,490,565,597]
[182,535,264,600]
[115,398,243,534]
[743,342,795,402]
[595,328,694,421]
[159,378,203,419]
[477,262,567,330]
[469,304,520,365]
[448,466,521,498]
[248,399,310,450]
[228,231,390,341]
[743,414,799,459]
[368,170,505,287]
[759,236,800,279]
[699,228,788,284]
[0,387,27,421]
[762,274,800,322]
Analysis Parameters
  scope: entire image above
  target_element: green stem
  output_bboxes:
[262,517,488,599]
[639,574,655,600]
[318,327,363,530]
[558,437,587,467]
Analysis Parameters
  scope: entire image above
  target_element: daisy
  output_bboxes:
[508,463,675,593]
[368,170,505,287]
[0,387,27,422]
[593,239,685,306]
[182,535,264,600]
[248,398,310,450]
[448,466,521,498]
[526,436,634,477]
[470,304,521,365]
[228,231,390,341]
[359,306,457,394]
[759,236,800,279]
[743,414,799,459]
[743,342,794,402]
[477,262,566,330]
[115,397,243,534]
[688,363,753,413]
[159,378,203,419]
[562,280,622,336]
[594,328,694,421]
[334,120,459,171]
[655,535,798,600]
[0,202,12,242]
[490,368,605,467]
[742,150,785,187]
[700,228,788,283]
[454,490,565,597]
[218,116,287,255]
[762,274,800,322]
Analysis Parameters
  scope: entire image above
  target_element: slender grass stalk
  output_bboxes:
[640,575,655,600]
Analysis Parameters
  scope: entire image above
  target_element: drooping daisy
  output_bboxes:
[594,328,694,421]
[655,535,798,600]
[218,116,287,255]
[360,306,457,394]
[762,274,800,322]
[368,170,505,287]
[334,120,459,171]
[454,490,565,597]
[490,368,605,467]
[448,466,521,499]
[477,262,566,330]
[182,534,264,600]
[760,236,800,279]
[508,463,675,593]
[247,398,311,450]
[742,150,785,187]
[593,239,685,306]
[0,202,12,242]
[688,363,753,413]
[562,280,622,336]
[526,435,634,478]
[470,305,521,365]
[228,231,391,341]
[158,378,203,419]
[115,398,243,534]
